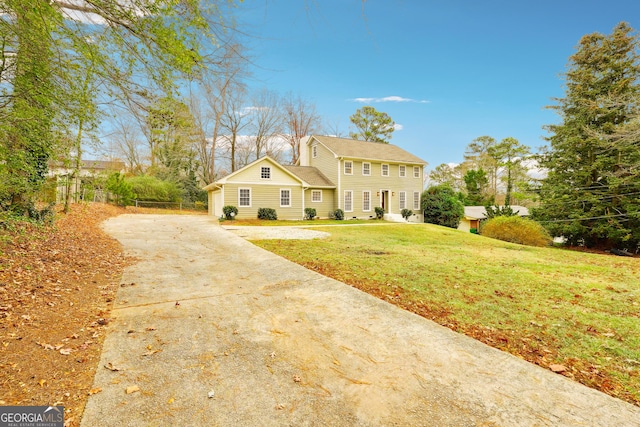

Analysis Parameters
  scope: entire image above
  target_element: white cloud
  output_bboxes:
[393,123,403,131]
[351,96,430,104]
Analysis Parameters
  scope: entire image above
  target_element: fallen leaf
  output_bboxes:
[125,385,140,394]
[38,379,46,387]
[293,375,301,383]
[104,362,122,371]
[59,348,72,355]
[142,349,161,357]
[550,364,567,373]
[168,397,175,404]
[88,387,102,395]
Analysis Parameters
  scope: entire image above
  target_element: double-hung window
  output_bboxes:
[362,162,371,176]
[399,165,406,177]
[414,191,420,210]
[414,166,421,178]
[280,189,291,207]
[363,191,371,212]
[399,191,407,210]
[239,188,251,207]
[381,164,389,177]
[344,160,353,175]
[344,190,353,212]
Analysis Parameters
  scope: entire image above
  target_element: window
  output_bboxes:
[399,165,406,177]
[280,189,291,207]
[414,166,421,178]
[362,162,371,176]
[312,145,318,158]
[344,190,353,212]
[261,166,271,179]
[311,190,322,202]
[239,188,251,207]
[363,191,371,212]
[344,160,353,175]
[381,164,389,176]
[399,191,406,210]
[414,191,420,210]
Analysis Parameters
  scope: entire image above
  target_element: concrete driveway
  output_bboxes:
[82,214,640,426]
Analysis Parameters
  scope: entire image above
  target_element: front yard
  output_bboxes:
[254,223,640,406]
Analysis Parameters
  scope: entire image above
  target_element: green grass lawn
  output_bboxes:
[254,223,640,406]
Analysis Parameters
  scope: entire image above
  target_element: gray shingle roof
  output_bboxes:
[282,165,335,187]
[464,206,530,219]
[311,135,427,165]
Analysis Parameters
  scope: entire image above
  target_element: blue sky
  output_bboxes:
[230,0,640,171]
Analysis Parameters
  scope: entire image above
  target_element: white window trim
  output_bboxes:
[238,187,251,207]
[344,190,353,212]
[280,188,291,207]
[399,165,406,178]
[312,145,318,158]
[381,164,389,177]
[261,166,271,180]
[414,166,421,178]
[344,160,353,175]
[413,191,420,210]
[311,189,322,203]
[399,191,407,210]
[362,162,371,176]
[362,190,371,212]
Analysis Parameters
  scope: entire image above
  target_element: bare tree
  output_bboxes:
[111,114,146,174]
[198,43,249,183]
[219,86,250,172]
[281,93,320,164]
[248,88,282,160]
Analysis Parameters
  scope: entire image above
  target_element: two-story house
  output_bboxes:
[204,135,428,222]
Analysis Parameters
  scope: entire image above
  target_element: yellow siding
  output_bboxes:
[228,157,301,185]
[340,161,424,217]
[223,183,303,220]
[309,141,339,208]
[304,188,335,218]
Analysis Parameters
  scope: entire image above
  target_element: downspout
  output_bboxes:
[301,186,307,219]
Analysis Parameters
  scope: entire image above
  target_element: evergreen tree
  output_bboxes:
[463,169,491,205]
[534,22,640,250]
[349,106,395,143]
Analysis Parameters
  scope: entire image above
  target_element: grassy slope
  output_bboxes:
[254,223,640,405]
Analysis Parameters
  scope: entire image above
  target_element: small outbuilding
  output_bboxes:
[458,205,530,233]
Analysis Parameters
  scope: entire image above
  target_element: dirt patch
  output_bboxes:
[0,203,128,426]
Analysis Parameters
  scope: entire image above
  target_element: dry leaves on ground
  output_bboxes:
[0,203,129,427]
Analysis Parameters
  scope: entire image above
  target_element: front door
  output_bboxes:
[381,190,389,213]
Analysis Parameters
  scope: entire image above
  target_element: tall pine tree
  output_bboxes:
[535,22,640,250]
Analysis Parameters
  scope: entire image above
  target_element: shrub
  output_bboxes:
[222,205,238,220]
[374,206,384,219]
[421,184,464,229]
[257,207,278,220]
[334,208,344,220]
[401,208,413,220]
[106,172,135,206]
[304,207,316,220]
[481,216,552,247]
[127,175,181,202]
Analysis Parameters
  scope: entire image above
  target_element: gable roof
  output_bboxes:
[310,135,427,165]
[464,206,530,220]
[203,156,304,190]
[282,165,335,188]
